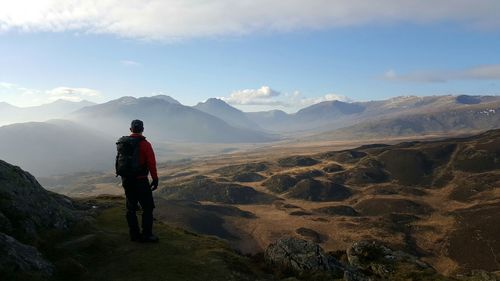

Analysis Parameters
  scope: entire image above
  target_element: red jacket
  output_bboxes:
[130,133,158,180]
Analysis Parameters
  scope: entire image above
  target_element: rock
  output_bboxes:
[0,233,54,277]
[346,240,432,278]
[265,237,343,276]
[0,160,79,241]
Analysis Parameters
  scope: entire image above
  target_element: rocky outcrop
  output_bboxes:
[0,160,78,242]
[265,237,440,281]
[0,233,54,278]
[0,159,80,278]
[347,240,433,278]
[264,236,343,276]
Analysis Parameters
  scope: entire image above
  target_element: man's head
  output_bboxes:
[130,119,144,134]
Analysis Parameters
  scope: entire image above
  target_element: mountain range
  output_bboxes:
[1,94,499,176]
[0,99,95,126]
[69,95,275,143]
[245,95,500,134]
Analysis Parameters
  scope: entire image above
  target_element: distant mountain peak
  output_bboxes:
[0,101,16,108]
[205,97,225,104]
[116,96,137,104]
[198,98,233,109]
[49,99,96,106]
[150,95,181,105]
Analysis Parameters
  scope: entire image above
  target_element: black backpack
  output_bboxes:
[115,136,146,177]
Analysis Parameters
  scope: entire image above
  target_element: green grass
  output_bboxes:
[42,199,265,281]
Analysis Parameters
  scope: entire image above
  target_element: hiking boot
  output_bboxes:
[141,234,159,243]
[130,234,142,242]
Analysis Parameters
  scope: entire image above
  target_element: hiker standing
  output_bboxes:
[115,119,159,242]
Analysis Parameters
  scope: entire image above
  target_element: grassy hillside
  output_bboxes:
[35,197,266,281]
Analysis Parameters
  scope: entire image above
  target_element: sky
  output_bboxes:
[0,0,499,113]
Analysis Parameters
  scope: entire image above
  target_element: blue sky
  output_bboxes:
[0,1,499,112]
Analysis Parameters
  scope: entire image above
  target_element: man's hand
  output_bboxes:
[150,178,159,191]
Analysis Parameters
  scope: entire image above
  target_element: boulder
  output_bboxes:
[264,237,343,276]
[0,159,79,241]
[0,233,54,277]
[346,240,432,278]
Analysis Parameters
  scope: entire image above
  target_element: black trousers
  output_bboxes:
[122,177,155,237]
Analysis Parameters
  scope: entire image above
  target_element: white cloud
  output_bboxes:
[120,60,141,66]
[0,82,102,106]
[222,86,283,105]
[291,92,352,107]
[221,86,352,111]
[47,86,101,102]
[0,1,499,40]
[383,64,500,83]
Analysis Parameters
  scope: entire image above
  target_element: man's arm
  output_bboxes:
[145,141,158,179]
[145,141,159,190]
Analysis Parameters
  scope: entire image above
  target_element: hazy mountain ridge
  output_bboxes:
[70,96,276,143]
[0,120,115,176]
[0,100,95,126]
[245,94,500,134]
[313,98,500,140]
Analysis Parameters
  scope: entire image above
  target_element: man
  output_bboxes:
[117,119,159,242]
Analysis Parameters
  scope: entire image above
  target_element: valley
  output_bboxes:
[42,129,500,278]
